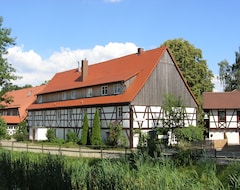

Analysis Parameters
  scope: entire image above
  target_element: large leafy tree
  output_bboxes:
[0,16,19,104]
[218,48,240,91]
[161,38,214,104]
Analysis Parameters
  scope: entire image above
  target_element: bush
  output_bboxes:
[66,131,78,143]
[13,121,28,141]
[46,129,56,142]
[107,121,127,147]
[173,125,204,142]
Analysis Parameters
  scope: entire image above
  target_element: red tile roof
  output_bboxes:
[28,47,197,110]
[202,91,240,109]
[1,85,46,123]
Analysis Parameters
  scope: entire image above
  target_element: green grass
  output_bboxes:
[0,149,239,190]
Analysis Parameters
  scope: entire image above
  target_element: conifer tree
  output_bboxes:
[91,109,102,145]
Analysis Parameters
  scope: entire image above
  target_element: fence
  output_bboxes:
[0,140,133,159]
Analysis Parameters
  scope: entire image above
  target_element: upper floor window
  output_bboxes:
[62,92,67,100]
[218,111,226,122]
[101,86,108,95]
[87,88,93,97]
[71,90,76,99]
[37,95,43,103]
[114,84,121,94]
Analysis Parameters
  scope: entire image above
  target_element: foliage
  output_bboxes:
[107,121,127,147]
[4,149,240,189]
[161,38,214,104]
[173,125,204,142]
[13,120,28,141]
[0,117,8,140]
[218,48,240,91]
[160,93,186,128]
[0,17,20,104]
[91,109,102,145]
[80,111,89,145]
[46,128,56,142]
[66,131,78,143]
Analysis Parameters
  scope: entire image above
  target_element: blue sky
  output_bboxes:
[0,0,239,91]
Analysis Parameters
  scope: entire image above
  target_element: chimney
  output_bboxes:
[80,58,88,81]
[137,47,144,55]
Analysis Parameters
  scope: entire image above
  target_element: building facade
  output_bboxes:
[203,90,240,144]
[27,47,198,147]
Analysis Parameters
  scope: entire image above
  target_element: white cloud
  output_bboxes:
[6,42,138,87]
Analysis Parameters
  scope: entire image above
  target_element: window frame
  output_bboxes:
[114,84,121,94]
[218,110,226,122]
[101,86,108,96]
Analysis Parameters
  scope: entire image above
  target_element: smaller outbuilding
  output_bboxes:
[203,90,240,145]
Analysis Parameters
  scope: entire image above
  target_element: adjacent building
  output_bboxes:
[0,85,45,136]
[203,90,240,145]
[27,47,198,147]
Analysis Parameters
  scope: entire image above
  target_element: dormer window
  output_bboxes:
[101,86,108,95]
[37,95,43,103]
[62,92,67,100]
[87,88,93,97]
[71,90,76,99]
[114,84,121,94]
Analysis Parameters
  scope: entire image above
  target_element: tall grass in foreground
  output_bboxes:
[0,149,239,190]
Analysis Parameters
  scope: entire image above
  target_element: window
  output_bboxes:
[62,92,67,100]
[117,107,123,119]
[56,110,61,120]
[101,86,108,95]
[237,111,240,122]
[114,84,121,94]
[218,111,226,122]
[87,88,93,97]
[71,90,76,99]
[37,95,43,103]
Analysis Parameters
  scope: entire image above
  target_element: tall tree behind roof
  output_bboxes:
[218,47,240,91]
[0,16,20,104]
[161,38,214,104]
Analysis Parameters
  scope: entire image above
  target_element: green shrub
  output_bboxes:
[174,125,204,142]
[0,117,7,140]
[107,121,127,146]
[46,129,56,142]
[66,131,78,143]
[13,121,28,141]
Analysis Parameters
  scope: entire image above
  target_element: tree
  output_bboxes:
[161,38,214,104]
[0,17,19,103]
[107,121,127,146]
[91,109,102,146]
[80,112,89,145]
[218,48,240,91]
[0,117,7,140]
[160,94,186,129]
[13,120,28,141]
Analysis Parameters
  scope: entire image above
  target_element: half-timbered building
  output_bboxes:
[0,85,45,136]
[203,90,240,144]
[27,47,198,147]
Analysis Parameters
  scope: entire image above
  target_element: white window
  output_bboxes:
[117,107,123,119]
[87,88,93,97]
[62,92,67,100]
[114,84,121,94]
[101,86,108,95]
[37,95,43,103]
[71,90,76,99]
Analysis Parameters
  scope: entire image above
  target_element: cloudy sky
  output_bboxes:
[1,0,239,92]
